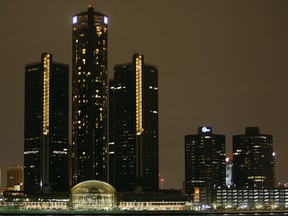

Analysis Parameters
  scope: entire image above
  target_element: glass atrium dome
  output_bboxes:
[71,180,116,210]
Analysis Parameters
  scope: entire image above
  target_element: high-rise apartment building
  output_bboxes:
[109,54,159,192]
[232,127,275,188]
[7,164,24,190]
[185,127,226,203]
[24,53,69,194]
[72,6,108,185]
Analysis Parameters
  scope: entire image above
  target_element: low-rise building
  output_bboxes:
[215,188,288,210]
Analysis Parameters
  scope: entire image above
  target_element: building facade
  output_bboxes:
[109,54,159,192]
[24,53,69,194]
[185,127,226,204]
[7,164,24,190]
[108,79,115,186]
[72,5,108,185]
[216,188,288,210]
[232,127,275,188]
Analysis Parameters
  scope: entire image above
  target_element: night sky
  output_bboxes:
[1,0,288,189]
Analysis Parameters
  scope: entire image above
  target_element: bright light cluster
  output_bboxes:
[43,54,50,135]
[135,55,143,135]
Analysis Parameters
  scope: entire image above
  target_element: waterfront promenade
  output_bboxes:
[1,208,288,216]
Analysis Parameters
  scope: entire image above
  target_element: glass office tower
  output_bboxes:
[72,5,108,184]
[233,127,275,188]
[110,54,159,192]
[24,53,69,194]
[185,127,226,204]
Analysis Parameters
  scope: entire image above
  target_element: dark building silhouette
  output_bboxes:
[24,53,69,194]
[109,54,159,192]
[185,127,226,203]
[232,127,275,188]
[72,5,108,185]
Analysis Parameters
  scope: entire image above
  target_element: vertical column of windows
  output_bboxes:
[136,55,143,135]
[43,54,50,135]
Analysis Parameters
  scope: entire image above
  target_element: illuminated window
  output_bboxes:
[73,16,78,24]
[104,16,108,24]
[43,54,50,135]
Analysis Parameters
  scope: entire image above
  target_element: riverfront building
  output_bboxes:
[71,180,116,210]
[109,54,159,192]
[7,164,24,190]
[72,5,109,185]
[216,187,288,210]
[24,53,69,194]
[185,127,226,204]
[232,127,275,188]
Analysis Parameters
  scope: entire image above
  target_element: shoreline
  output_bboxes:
[1,208,288,215]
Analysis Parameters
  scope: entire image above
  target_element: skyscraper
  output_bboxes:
[232,127,275,188]
[109,54,159,192]
[72,6,108,185]
[185,127,226,203]
[24,53,69,194]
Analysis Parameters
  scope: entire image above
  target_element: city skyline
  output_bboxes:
[0,0,288,189]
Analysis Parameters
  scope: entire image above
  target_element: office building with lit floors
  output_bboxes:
[109,54,159,192]
[72,5,108,185]
[232,127,275,188]
[185,127,226,205]
[24,53,69,194]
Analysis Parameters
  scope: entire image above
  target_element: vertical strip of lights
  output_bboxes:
[136,55,143,135]
[43,54,50,135]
